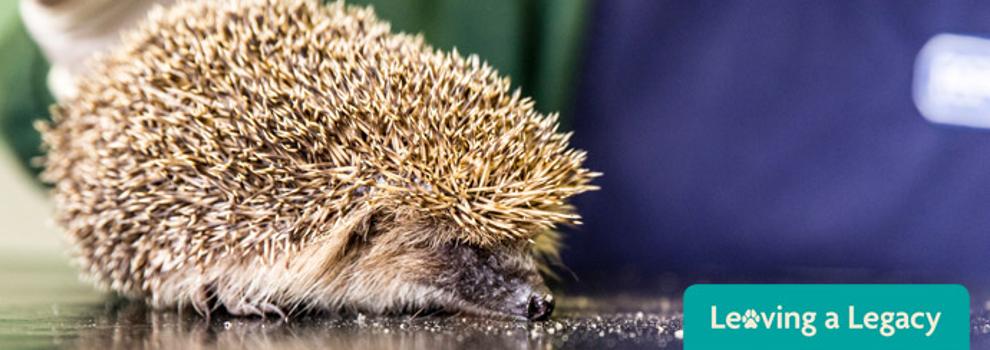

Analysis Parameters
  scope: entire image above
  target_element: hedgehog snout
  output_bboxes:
[431,242,554,320]
[503,281,555,321]
[527,292,555,321]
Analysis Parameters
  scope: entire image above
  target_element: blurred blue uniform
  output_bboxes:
[566,1,990,291]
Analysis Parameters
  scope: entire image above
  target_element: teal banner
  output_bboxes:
[684,284,969,349]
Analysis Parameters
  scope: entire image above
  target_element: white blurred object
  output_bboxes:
[914,33,990,129]
[19,0,170,100]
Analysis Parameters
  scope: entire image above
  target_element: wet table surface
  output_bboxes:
[6,257,990,349]
[5,298,684,350]
[0,256,684,349]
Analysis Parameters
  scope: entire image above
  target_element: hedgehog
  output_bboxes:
[38,0,598,321]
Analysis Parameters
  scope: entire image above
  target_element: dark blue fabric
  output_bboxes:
[565,0,990,292]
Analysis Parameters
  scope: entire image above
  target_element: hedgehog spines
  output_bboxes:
[41,0,596,300]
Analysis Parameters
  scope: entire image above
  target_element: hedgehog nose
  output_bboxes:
[527,293,555,321]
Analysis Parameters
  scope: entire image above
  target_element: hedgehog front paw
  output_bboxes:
[258,302,287,320]
[223,299,285,320]
[191,287,213,320]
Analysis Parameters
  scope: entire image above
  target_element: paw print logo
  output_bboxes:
[742,309,759,329]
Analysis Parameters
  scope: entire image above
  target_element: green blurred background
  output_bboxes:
[0,0,70,278]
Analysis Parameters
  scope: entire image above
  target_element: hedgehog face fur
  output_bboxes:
[38,0,597,320]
